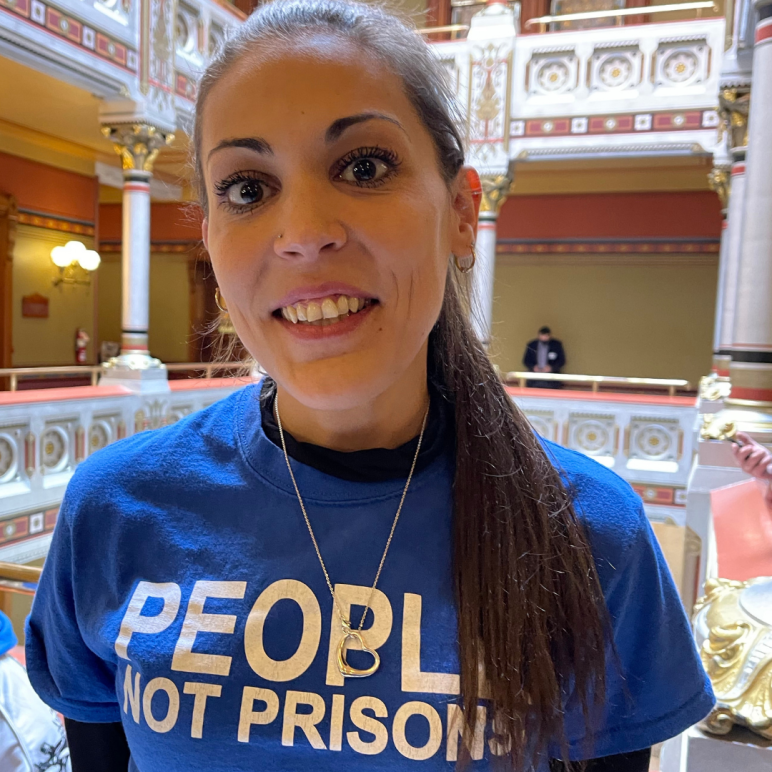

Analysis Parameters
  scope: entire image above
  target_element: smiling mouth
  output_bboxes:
[274,294,377,326]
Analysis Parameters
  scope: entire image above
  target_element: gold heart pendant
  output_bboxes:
[337,620,380,678]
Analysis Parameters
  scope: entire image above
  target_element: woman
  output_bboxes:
[26,1,713,769]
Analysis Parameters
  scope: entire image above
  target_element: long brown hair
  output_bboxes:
[191,2,607,767]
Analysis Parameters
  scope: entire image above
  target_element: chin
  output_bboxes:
[270,355,395,412]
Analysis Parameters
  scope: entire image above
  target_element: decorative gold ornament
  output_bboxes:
[718,87,751,153]
[695,577,772,739]
[101,123,174,172]
[708,165,731,216]
[700,414,738,442]
[699,372,732,402]
[480,173,512,215]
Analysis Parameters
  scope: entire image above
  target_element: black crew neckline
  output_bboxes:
[259,379,452,483]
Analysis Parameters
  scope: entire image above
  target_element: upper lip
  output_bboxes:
[273,282,376,311]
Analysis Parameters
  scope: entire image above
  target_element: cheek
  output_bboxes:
[378,196,450,321]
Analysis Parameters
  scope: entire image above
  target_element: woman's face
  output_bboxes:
[201,40,476,411]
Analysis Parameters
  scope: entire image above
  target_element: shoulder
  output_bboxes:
[61,386,249,518]
[540,439,646,569]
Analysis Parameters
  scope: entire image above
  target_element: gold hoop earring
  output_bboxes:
[454,242,476,274]
[215,287,228,313]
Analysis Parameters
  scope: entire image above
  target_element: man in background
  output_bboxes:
[523,326,566,389]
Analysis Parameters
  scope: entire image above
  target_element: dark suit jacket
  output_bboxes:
[523,338,566,373]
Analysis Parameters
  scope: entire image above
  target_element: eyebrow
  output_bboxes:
[325,112,405,142]
[207,112,405,162]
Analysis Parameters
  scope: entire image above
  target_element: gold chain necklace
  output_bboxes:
[274,392,428,678]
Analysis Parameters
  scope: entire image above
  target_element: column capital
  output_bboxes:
[479,173,513,216]
[718,87,751,159]
[100,123,174,174]
[708,165,731,216]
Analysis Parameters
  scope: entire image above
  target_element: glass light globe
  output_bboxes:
[65,240,87,254]
[77,249,101,271]
[51,245,72,268]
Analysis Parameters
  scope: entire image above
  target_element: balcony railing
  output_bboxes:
[0,362,248,391]
[524,0,718,31]
[504,371,691,396]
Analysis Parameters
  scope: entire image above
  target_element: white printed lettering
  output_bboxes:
[244,580,321,682]
[282,690,326,749]
[238,687,280,743]
[392,701,443,761]
[115,582,181,660]
[347,696,389,755]
[488,711,513,756]
[402,593,460,695]
[329,694,345,752]
[183,681,222,739]
[142,677,180,734]
[325,584,393,687]
[172,581,246,676]
[446,704,486,761]
[122,665,140,723]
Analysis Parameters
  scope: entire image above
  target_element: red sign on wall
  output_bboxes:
[21,293,49,318]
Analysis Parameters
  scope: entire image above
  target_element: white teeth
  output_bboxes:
[321,298,338,319]
[280,295,370,325]
[306,301,322,322]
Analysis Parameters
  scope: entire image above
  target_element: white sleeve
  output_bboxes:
[0,654,71,772]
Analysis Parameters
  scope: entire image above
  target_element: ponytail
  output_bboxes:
[431,272,607,766]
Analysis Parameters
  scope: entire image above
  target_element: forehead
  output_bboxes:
[201,39,421,147]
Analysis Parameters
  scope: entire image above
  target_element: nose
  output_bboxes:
[274,181,347,262]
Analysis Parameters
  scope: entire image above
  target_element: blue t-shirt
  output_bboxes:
[26,384,714,771]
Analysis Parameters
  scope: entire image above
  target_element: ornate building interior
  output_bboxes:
[0,0,771,768]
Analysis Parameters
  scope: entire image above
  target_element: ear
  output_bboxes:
[202,217,209,253]
[450,166,481,258]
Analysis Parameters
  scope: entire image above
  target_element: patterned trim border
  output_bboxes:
[18,211,95,236]
[100,241,199,253]
[0,0,138,73]
[510,108,719,139]
[175,71,197,102]
[0,506,59,547]
[631,483,687,507]
[497,239,720,255]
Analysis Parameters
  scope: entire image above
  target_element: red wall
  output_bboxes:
[99,202,203,243]
[498,191,723,239]
[0,152,97,223]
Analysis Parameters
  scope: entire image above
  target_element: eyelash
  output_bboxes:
[332,145,401,187]
[213,145,402,215]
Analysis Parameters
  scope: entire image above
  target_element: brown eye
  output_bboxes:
[226,179,266,206]
[340,157,390,184]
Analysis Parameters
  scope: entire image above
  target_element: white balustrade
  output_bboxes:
[0,378,245,564]
[431,17,725,171]
[510,388,698,526]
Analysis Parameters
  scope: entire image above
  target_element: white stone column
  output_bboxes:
[121,169,152,356]
[99,123,173,392]
[711,86,750,377]
[729,0,772,407]
[472,174,511,347]
[715,160,748,374]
